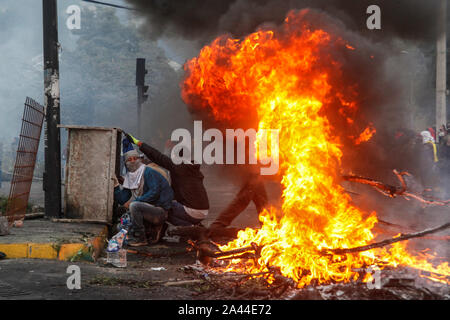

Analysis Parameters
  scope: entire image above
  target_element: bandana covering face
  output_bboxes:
[125,158,142,173]
[123,161,145,190]
[420,131,435,144]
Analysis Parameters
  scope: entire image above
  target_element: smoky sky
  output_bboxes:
[125,0,444,183]
[125,0,443,42]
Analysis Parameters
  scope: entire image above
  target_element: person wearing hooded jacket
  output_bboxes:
[124,133,210,227]
[114,148,174,246]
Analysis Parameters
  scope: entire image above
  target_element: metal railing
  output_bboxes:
[4,98,45,223]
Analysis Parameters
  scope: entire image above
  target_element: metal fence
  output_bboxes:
[4,97,45,223]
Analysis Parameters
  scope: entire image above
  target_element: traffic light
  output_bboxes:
[136,58,149,104]
[141,85,149,103]
[136,58,147,86]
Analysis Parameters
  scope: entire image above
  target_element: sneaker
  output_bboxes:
[208,221,227,230]
[149,223,168,244]
[128,236,148,247]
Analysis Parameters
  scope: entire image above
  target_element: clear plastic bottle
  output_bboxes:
[107,249,127,268]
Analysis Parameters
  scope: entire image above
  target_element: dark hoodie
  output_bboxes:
[138,142,210,210]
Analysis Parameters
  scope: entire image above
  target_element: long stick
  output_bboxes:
[322,222,450,255]
[343,171,450,206]
[212,246,256,258]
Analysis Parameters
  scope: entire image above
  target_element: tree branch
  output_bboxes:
[321,222,450,255]
[343,170,450,206]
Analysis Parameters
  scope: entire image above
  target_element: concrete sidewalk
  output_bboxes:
[0,219,107,261]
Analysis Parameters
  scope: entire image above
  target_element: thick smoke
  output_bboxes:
[125,0,444,178]
[126,0,449,234]
[125,0,443,42]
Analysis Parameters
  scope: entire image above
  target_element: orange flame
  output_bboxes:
[346,44,356,50]
[354,124,376,145]
[182,10,449,287]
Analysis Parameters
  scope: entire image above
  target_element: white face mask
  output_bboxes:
[126,159,142,172]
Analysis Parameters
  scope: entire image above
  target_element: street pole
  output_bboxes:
[42,0,62,218]
[436,0,447,143]
[0,142,3,189]
[137,85,142,137]
[136,58,148,138]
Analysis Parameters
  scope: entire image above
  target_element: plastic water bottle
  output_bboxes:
[107,249,127,268]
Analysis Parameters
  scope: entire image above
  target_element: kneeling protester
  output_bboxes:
[114,149,174,246]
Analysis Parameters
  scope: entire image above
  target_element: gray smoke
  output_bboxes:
[125,0,443,42]
[125,0,444,174]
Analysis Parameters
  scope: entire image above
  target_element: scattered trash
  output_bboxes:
[106,229,128,268]
[106,249,127,268]
[12,220,23,228]
[201,273,211,281]
[116,212,132,232]
[163,279,203,287]
[0,216,9,236]
[163,235,180,243]
[150,267,167,271]
[181,263,207,274]
[107,229,128,252]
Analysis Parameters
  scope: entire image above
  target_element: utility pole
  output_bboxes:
[0,142,3,189]
[42,0,62,218]
[436,0,447,143]
[136,58,149,137]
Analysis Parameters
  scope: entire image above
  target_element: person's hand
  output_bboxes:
[124,132,141,145]
[112,175,120,188]
[123,201,131,209]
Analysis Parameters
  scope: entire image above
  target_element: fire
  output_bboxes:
[346,44,356,50]
[354,125,376,145]
[182,10,449,287]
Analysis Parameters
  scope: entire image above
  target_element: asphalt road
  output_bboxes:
[0,243,203,300]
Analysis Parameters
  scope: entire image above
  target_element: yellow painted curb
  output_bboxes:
[58,243,86,261]
[0,226,108,261]
[29,243,58,259]
[0,244,28,259]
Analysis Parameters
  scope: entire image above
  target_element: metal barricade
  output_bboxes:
[4,98,45,223]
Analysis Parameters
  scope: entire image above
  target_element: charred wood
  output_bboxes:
[322,222,450,255]
[343,169,450,206]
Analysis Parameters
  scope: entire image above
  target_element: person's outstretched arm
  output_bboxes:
[124,132,175,171]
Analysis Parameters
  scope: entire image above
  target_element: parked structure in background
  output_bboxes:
[60,126,122,224]
[5,98,45,223]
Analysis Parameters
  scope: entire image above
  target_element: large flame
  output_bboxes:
[182,10,449,287]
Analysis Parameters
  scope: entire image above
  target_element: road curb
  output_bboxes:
[0,226,108,261]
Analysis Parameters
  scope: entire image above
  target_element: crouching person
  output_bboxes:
[114,149,174,246]
[124,133,210,227]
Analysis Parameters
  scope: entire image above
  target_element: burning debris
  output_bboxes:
[343,169,450,207]
[180,9,450,291]
[182,259,449,300]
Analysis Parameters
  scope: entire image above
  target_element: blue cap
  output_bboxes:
[122,137,134,153]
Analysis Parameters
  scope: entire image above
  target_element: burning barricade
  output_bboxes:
[179,9,450,293]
